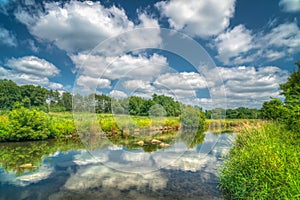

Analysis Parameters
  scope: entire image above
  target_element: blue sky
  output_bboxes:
[0,0,299,109]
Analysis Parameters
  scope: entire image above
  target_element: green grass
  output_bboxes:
[218,123,300,199]
[207,119,266,133]
[97,114,180,132]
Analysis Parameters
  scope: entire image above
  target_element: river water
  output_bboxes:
[0,132,235,200]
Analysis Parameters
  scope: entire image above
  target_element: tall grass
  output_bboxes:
[219,123,300,199]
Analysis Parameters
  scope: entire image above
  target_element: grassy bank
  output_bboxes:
[207,119,265,133]
[218,123,300,199]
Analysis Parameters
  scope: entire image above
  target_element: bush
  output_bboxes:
[8,107,50,141]
[180,106,206,132]
[0,115,9,141]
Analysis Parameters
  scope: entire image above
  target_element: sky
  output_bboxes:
[0,0,300,109]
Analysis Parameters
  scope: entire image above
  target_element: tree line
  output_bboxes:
[0,79,72,112]
[205,107,261,119]
[0,79,183,116]
[261,61,300,132]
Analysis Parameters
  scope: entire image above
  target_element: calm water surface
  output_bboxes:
[0,132,235,200]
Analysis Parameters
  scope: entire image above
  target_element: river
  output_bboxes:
[0,132,235,200]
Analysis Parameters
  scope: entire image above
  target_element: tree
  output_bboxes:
[180,106,206,132]
[0,79,21,109]
[152,94,181,116]
[280,61,300,111]
[95,94,111,113]
[129,96,143,115]
[61,92,72,111]
[279,61,300,131]
[261,98,288,120]
[21,85,48,108]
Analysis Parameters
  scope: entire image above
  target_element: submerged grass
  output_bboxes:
[218,123,300,199]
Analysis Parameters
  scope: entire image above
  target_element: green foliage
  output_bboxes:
[205,107,261,119]
[0,109,77,141]
[261,98,289,120]
[279,61,300,133]
[8,107,50,141]
[0,79,73,112]
[0,79,21,109]
[129,96,144,115]
[219,124,300,199]
[152,94,181,116]
[0,115,9,141]
[180,106,206,132]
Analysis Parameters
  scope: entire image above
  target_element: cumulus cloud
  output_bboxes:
[123,79,155,93]
[279,0,300,13]
[109,90,127,99]
[213,22,300,64]
[216,66,289,108]
[72,53,170,94]
[213,25,256,65]
[6,56,59,77]
[263,22,300,54]
[154,72,209,90]
[0,27,17,47]
[156,0,236,38]
[15,1,161,53]
[76,75,111,89]
[1,56,63,90]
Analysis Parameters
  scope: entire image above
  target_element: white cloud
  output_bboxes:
[72,53,170,94]
[156,0,236,38]
[154,72,209,90]
[27,39,39,52]
[123,80,155,93]
[213,25,256,65]
[76,75,111,89]
[6,56,59,77]
[216,66,289,108]
[213,22,300,64]
[263,22,300,54]
[0,27,17,47]
[1,56,63,90]
[15,1,161,53]
[279,0,300,13]
[109,90,127,99]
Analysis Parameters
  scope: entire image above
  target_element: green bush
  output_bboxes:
[0,115,9,141]
[180,106,206,132]
[48,118,76,137]
[8,107,50,141]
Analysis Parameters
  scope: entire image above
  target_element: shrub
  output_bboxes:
[8,107,50,141]
[180,107,206,132]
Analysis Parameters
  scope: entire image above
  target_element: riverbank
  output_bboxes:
[218,123,300,199]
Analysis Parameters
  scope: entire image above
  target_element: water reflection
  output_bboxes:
[0,132,235,200]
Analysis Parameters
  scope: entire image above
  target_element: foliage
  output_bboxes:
[0,79,73,112]
[219,61,300,199]
[280,61,300,133]
[219,124,300,199]
[205,107,261,119]
[261,98,289,120]
[0,79,21,109]
[0,109,77,141]
[181,106,206,132]
[7,107,51,141]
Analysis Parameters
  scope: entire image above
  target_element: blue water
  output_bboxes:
[0,133,234,200]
